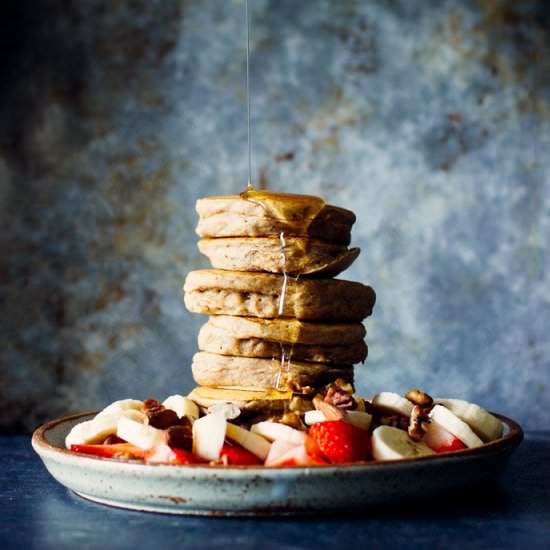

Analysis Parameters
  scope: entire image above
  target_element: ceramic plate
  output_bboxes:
[32,411,523,516]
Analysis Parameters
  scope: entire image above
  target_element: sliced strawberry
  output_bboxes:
[266,443,327,467]
[144,443,203,465]
[220,443,262,465]
[423,421,466,453]
[306,420,371,464]
[171,448,199,465]
[70,443,146,459]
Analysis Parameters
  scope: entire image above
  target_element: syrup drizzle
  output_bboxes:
[241,2,307,395]
[277,232,289,316]
[245,0,252,190]
[274,231,293,390]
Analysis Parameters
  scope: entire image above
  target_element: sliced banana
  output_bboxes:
[206,402,241,420]
[371,425,435,461]
[162,394,200,421]
[371,392,414,417]
[192,412,227,461]
[65,409,146,448]
[65,419,99,448]
[429,404,483,448]
[116,417,167,450]
[304,410,326,425]
[346,410,373,430]
[226,422,271,460]
[95,399,143,419]
[435,398,503,442]
[250,421,306,445]
[304,410,372,430]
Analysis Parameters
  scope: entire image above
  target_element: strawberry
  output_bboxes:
[171,448,200,465]
[266,441,327,467]
[220,443,262,465]
[70,443,146,459]
[423,421,466,453]
[145,444,203,465]
[305,420,371,464]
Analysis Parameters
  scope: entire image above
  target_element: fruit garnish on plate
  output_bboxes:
[64,387,505,466]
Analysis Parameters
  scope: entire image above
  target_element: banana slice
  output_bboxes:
[304,410,326,425]
[65,409,146,448]
[304,410,372,430]
[429,405,483,448]
[371,392,414,417]
[250,421,306,445]
[346,411,373,430]
[207,402,241,420]
[192,412,227,461]
[435,398,503,442]
[371,426,435,460]
[95,399,143,418]
[116,417,167,450]
[162,395,200,421]
[65,419,99,448]
[226,423,271,460]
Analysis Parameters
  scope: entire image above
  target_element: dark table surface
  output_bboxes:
[3,431,549,550]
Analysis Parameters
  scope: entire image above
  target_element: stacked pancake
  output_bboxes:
[183,190,376,421]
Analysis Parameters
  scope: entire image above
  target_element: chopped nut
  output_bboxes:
[324,386,355,410]
[408,404,431,441]
[405,389,433,408]
[289,396,314,413]
[143,398,162,410]
[360,399,380,416]
[331,378,355,394]
[279,412,305,430]
[313,396,345,420]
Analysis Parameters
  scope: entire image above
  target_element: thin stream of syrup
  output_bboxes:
[274,231,293,390]
[277,232,289,316]
[242,2,296,395]
[245,0,252,190]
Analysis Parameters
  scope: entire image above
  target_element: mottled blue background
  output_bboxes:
[1,0,548,432]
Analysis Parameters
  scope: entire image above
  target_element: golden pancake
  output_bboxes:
[197,236,359,276]
[183,269,376,322]
[195,191,355,245]
[198,318,367,364]
[191,351,354,394]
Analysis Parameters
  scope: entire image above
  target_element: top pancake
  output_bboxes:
[195,191,355,245]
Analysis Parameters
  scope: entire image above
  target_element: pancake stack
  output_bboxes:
[183,190,376,422]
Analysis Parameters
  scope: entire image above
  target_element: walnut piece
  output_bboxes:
[405,389,433,408]
[408,404,431,441]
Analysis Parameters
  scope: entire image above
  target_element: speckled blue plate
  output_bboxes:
[32,411,523,516]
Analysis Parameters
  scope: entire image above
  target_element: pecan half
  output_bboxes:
[313,396,345,420]
[324,386,355,410]
[405,389,433,408]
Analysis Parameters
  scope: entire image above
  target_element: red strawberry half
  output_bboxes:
[70,443,145,459]
[423,421,466,453]
[220,443,262,465]
[305,420,371,464]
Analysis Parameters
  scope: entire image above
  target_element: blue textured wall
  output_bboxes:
[1,0,548,432]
